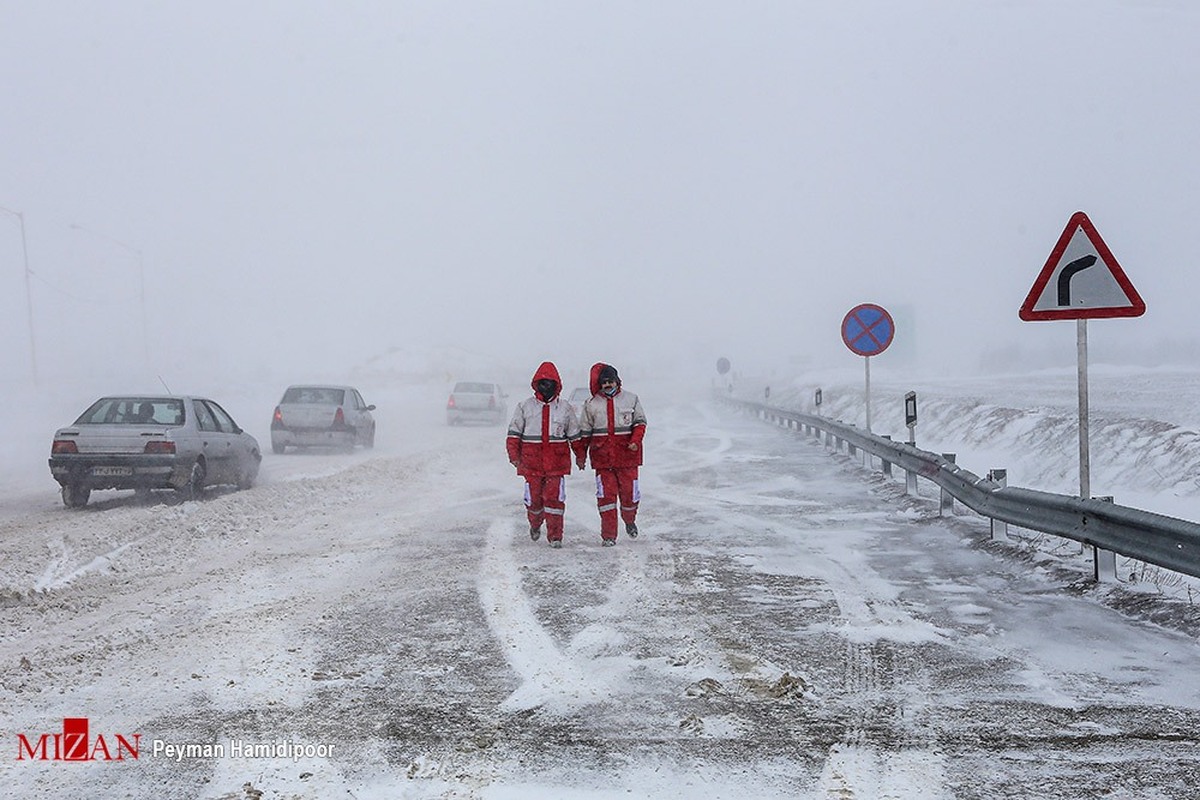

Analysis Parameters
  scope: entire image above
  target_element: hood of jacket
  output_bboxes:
[589,362,621,396]
[530,361,563,401]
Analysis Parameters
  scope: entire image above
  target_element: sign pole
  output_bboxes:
[1077,319,1090,499]
[864,356,872,434]
[841,303,894,435]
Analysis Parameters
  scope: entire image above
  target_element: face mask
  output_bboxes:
[602,385,617,397]
[536,380,557,402]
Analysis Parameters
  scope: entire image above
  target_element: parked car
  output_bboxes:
[446,381,507,425]
[568,386,591,408]
[48,395,262,508]
[270,384,376,454]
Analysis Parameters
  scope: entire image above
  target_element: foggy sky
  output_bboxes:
[3,1,1200,395]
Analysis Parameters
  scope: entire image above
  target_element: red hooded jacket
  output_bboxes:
[505,361,581,476]
[576,362,647,469]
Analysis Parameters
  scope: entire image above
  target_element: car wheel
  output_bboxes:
[272,442,286,455]
[62,483,90,508]
[364,425,375,449]
[177,459,206,501]
[133,486,153,503]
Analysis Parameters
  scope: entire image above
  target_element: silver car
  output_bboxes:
[568,386,591,409]
[270,384,376,454]
[446,381,507,425]
[48,395,262,508]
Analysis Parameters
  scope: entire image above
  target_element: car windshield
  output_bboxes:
[74,398,186,426]
[453,382,495,394]
[282,387,345,405]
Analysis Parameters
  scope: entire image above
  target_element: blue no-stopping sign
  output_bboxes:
[841,303,895,357]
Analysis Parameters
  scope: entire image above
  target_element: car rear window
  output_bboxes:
[75,398,186,426]
[454,382,495,394]
[282,387,345,405]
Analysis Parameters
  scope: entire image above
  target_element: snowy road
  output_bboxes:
[2,389,1199,799]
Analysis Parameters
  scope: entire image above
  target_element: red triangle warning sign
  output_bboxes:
[1019,211,1146,321]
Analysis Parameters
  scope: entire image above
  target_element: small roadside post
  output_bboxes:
[904,391,917,445]
[987,469,1009,541]
[904,391,918,495]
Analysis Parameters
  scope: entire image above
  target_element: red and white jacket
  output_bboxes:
[505,361,581,477]
[576,362,647,470]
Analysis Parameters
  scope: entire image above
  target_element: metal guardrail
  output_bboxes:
[722,396,1200,581]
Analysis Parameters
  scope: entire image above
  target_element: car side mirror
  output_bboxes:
[366,404,376,411]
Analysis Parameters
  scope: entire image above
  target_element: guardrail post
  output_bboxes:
[905,459,918,495]
[940,454,956,515]
[881,436,892,477]
[987,469,1008,541]
[1093,496,1118,582]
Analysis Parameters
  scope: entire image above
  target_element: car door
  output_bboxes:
[351,389,372,429]
[191,399,232,485]
[205,400,254,482]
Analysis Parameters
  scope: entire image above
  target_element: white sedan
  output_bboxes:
[48,395,262,508]
[270,384,376,454]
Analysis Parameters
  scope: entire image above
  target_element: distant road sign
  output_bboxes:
[841,303,895,357]
[1019,211,1145,320]
[716,357,731,375]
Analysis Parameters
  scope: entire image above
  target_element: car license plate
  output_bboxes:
[92,466,132,477]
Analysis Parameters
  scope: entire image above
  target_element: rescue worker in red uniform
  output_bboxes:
[574,363,647,547]
[506,361,581,549]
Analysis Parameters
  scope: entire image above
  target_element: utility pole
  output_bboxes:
[0,205,39,387]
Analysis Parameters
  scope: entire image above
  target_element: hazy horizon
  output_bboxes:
[5,2,1200,398]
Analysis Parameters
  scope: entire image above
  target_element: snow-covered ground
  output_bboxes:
[1,365,1199,798]
[746,364,1200,523]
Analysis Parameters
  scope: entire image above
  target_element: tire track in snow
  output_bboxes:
[477,518,624,714]
[687,402,954,798]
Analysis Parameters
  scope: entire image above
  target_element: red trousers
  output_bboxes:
[594,467,639,540]
[525,475,566,541]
